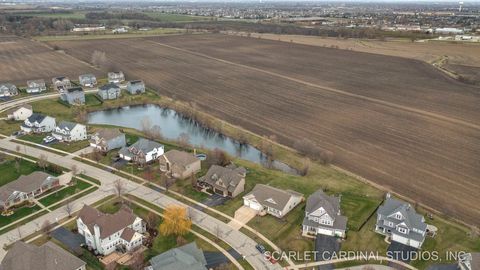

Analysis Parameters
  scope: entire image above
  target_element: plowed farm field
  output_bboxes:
[0,36,98,85]
[47,34,480,226]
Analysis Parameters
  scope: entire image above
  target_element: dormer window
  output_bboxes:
[398,227,408,234]
[395,213,402,220]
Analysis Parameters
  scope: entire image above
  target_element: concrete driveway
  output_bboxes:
[228,206,258,230]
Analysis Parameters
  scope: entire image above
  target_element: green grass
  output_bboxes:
[0,210,47,235]
[78,174,101,185]
[340,193,381,231]
[38,179,92,207]
[341,214,389,255]
[80,250,104,270]
[0,158,39,186]
[0,120,21,135]
[18,133,90,153]
[0,205,41,228]
[85,94,103,107]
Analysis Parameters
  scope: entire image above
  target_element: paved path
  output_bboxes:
[0,138,281,270]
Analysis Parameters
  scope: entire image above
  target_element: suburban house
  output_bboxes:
[61,86,85,105]
[6,105,33,121]
[118,138,164,164]
[198,164,246,198]
[26,79,47,93]
[0,83,18,97]
[0,172,59,210]
[108,71,125,84]
[98,83,121,100]
[21,113,56,133]
[302,189,348,238]
[89,128,126,152]
[159,150,201,179]
[76,205,146,255]
[52,121,87,142]
[126,80,145,95]
[243,184,304,218]
[52,76,72,92]
[79,74,97,87]
[459,253,480,270]
[375,194,428,249]
[0,241,86,270]
[148,242,207,270]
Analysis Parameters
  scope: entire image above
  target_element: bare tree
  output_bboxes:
[70,164,78,177]
[14,158,20,173]
[41,220,51,235]
[299,157,311,176]
[92,148,103,163]
[64,201,73,218]
[141,116,152,135]
[15,145,21,153]
[91,50,107,68]
[213,224,222,242]
[177,132,191,148]
[145,212,159,229]
[113,179,125,198]
[37,154,48,171]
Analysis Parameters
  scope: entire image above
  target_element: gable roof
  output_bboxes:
[7,104,32,115]
[305,189,340,217]
[162,150,199,168]
[79,74,96,79]
[244,184,303,211]
[199,165,245,192]
[99,83,120,91]
[77,204,138,239]
[0,172,56,202]
[94,128,123,141]
[119,138,163,156]
[56,121,82,131]
[27,79,45,86]
[129,80,144,85]
[66,86,83,93]
[120,227,136,242]
[149,242,207,270]
[378,197,427,231]
[0,241,85,270]
[26,113,47,123]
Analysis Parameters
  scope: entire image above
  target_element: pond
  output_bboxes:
[87,104,299,175]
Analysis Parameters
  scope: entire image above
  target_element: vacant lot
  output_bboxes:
[0,36,99,85]
[45,34,480,226]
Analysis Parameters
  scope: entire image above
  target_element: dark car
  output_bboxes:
[255,244,266,254]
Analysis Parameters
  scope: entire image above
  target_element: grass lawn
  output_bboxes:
[0,120,21,135]
[18,133,90,153]
[340,193,381,231]
[341,214,388,255]
[85,94,103,107]
[35,28,185,42]
[38,179,92,207]
[0,205,41,228]
[0,158,39,186]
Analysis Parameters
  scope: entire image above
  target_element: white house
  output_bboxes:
[21,113,56,134]
[118,138,164,165]
[302,189,347,238]
[375,194,428,249]
[76,205,145,256]
[52,121,87,142]
[79,74,97,87]
[7,105,33,121]
[26,79,47,94]
[108,71,125,84]
[0,83,18,97]
[243,184,303,218]
[89,128,126,152]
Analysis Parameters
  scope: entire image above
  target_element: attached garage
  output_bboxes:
[392,233,410,246]
[244,199,263,211]
[317,227,334,236]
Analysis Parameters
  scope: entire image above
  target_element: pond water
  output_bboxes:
[87,104,299,175]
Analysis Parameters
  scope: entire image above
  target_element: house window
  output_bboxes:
[395,214,402,220]
[398,227,408,234]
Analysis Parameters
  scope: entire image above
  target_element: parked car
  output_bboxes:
[43,136,56,144]
[255,244,266,254]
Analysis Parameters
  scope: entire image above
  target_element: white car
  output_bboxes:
[43,136,56,144]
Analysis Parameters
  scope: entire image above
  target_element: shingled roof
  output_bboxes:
[162,150,199,168]
[0,241,85,270]
[0,172,57,202]
[149,242,207,270]
[244,184,303,211]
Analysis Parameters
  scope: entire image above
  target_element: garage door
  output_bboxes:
[392,234,409,245]
[317,228,334,236]
[244,200,263,211]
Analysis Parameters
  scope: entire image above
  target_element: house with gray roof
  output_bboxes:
[0,241,86,270]
[76,205,145,256]
[459,253,480,270]
[118,138,164,164]
[79,74,97,87]
[148,242,207,270]
[89,128,126,152]
[375,193,429,248]
[108,71,125,84]
[97,83,121,100]
[21,113,56,133]
[52,121,87,142]
[198,164,246,198]
[52,76,72,93]
[243,184,303,218]
[126,80,145,95]
[302,189,347,238]
[0,83,18,97]
[26,79,47,93]
[0,172,59,210]
[159,150,201,179]
[61,86,85,105]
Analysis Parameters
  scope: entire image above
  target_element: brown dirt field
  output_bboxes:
[47,34,480,226]
[0,36,99,86]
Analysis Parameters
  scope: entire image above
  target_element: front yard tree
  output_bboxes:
[37,154,48,171]
[159,205,192,237]
[64,201,73,218]
[113,179,125,198]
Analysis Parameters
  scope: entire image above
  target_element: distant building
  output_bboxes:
[89,128,126,152]
[375,194,428,248]
[302,189,347,238]
[159,150,201,179]
[435,27,464,35]
[243,184,303,218]
[119,138,164,164]
[0,83,18,97]
[72,25,105,32]
[61,87,85,105]
[459,252,480,270]
[112,27,128,34]
[0,241,86,270]
[79,74,97,87]
[52,76,72,93]
[26,79,47,94]
[108,71,125,84]
[198,164,246,198]
[6,105,33,121]
[52,121,87,142]
[97,83,121,100]
[0,172,59,210]
[76,205,145,256]
[148,242,207,270]
[21,113,56,133]
[126,80,145,95]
